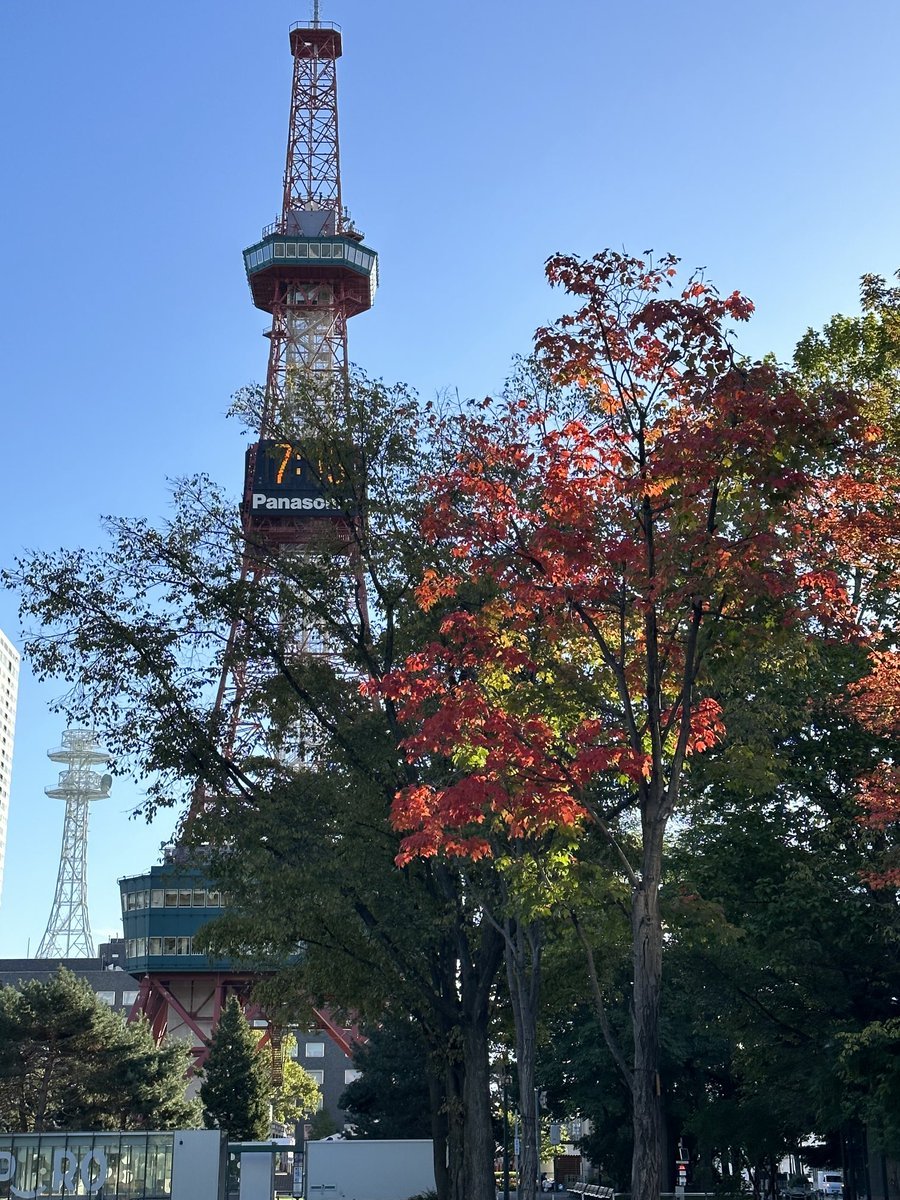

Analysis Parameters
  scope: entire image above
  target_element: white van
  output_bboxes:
[817,1171,843,1197]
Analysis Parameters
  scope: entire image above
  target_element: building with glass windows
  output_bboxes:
[119,860,269,1077]
[119,864,232,972]
[0,627,20,905]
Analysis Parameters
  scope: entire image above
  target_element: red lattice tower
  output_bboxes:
[129,19,374,1075]
[207,16,378,777]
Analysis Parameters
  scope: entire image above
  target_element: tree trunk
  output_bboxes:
[443,1035,466,1200]
[631,834,664,1200]
[427,1066,451,1200]
[461,1010,496,1200]
[33,1047,57,1132]
[506,917,542,1200]
[421,867,503,1200]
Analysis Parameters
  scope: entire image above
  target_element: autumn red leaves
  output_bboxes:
[366,250,897,881]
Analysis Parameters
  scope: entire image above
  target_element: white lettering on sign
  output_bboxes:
[0,1149,107,1197]
[81,1149,107,1194]
[51,1149,78,1193]
[251,493,337,512]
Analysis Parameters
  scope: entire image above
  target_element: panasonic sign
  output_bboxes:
[251,493,341,512]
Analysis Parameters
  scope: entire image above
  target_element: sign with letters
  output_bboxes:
[0,1147,106,1196]
[244,439,356,521]
[0,1133,174,1199]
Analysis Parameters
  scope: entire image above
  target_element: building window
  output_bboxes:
[96,991,116,1006]
[122,990,139,1008]
[307,1070,324,1085]
[344,1070,361,1085]
[305,1042,325,1058]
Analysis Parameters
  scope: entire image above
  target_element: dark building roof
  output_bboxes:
[0,941,141,1013]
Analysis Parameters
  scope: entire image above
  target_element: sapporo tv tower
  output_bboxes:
[122,9,376,1075]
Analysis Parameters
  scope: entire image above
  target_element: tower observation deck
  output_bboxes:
[240,19,378,550]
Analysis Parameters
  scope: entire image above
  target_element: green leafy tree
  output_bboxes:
[307,1109,339,1139]
[200,996,270,1141]
[0,969,197,1131]
[254,1035,320,1126]
[337,1015,432,1138]
[838,1020,900,1154]
[659,603,899,1196]
[5,370,505,1200]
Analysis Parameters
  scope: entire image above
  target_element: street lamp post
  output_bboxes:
[501,1058,511,1200]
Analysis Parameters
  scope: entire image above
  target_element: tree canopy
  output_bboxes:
[337,1015,432,1139]
[4,259,899,1200]
[370,250,890,1200]
[0,969,198,1132]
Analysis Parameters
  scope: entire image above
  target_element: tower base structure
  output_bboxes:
[120,859,360,1082]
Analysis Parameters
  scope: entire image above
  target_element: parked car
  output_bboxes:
[781,1176,816,1200]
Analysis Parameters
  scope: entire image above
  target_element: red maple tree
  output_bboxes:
[369,250,872,1200]
[850,647,900,884]
[810,412,900,886]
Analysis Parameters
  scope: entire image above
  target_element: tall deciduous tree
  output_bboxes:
[793,272,900,1170]
[373,251,876,1200]
[200,996,270,1141]
[0,969,197,1132]
[793,269,900,882]
[5,371,504,1200]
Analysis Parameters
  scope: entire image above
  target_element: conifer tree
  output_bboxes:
[199,995,270,1141]
[0,968,197,1131]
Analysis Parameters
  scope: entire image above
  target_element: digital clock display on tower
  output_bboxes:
[245,439,352,518]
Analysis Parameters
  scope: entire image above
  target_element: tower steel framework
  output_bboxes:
[204,15,377,775]
[36,729,111,959]
[129,15,375,1075]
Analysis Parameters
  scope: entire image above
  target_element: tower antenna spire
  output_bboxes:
[313,1,320,26]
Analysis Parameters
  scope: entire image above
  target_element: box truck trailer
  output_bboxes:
[306,1138,435,1200]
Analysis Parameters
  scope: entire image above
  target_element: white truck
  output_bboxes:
[306,1138,436,1200]
[816,1170,843,1197]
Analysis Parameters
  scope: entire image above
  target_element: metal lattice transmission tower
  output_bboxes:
[195,16,378,789]
[36,729,111,958]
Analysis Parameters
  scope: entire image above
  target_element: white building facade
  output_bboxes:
[0,629,20,903]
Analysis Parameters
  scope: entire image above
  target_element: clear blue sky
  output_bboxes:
[1,0,899,956]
